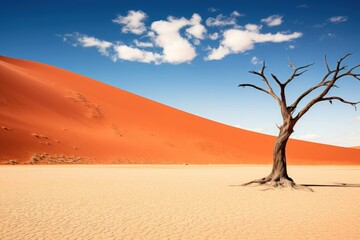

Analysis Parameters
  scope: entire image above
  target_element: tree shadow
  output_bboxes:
[229,182,360,190]
[301,183,360,188]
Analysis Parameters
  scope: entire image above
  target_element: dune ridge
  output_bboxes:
[0,56,359,164]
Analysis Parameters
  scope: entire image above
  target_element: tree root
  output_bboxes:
[241,176,313,192]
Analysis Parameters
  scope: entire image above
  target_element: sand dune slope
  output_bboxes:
[0,56,359,164]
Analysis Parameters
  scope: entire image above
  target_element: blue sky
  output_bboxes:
[1,0,359,147]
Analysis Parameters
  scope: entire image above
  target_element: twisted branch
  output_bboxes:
[242,62,281,105]
[320,97,359,110]
[239,53,359,123]
[284,63,314,86]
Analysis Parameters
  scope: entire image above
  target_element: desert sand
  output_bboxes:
[0,56,359,165]
[1,165,360,240]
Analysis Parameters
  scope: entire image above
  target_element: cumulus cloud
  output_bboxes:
[261,15,283,27]
[64,33,113,57]
[134,39,153,48]
[206,11,242,27]
[66,12,207,64]
[250,56,262,65]
[328,16,348,23]
[65,10,303,65]
[185,14,207,39]
[209,32,219,40]
[245,24,262,32]
[151,13,205,64]
[206,28,302,60]
[114,45,161,64]
[113,10,147,35]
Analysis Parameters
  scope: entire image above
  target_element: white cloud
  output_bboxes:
[66,11,304,65]
[252,31,303,42]
[356,116,360,121]
[65,33,113,57]
[113,10,147,35]
[251,56,262,65]
[114,45,162,64]
[206,45,230,60]
[66,13,206,64]
[245,24,262,32]
[261,15,283,27]
[134,39,153,48]
[209,32,219,40]
[150,14,202,64]
[328,16,348,23]
[289,45,295,49]
[206,12,240,27]
[185,14,207,39]
[206,28,302,60]
[231,11,242,17]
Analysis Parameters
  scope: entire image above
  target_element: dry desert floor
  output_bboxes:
[1,165,360,240]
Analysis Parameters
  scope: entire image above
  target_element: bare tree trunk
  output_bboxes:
[242,120,301,188]
[269,125,293,181]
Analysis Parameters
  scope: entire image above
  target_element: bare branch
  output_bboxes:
[248,62,275,93]
[241,53,359,123]
[284,63,314,86]
[338,53,353,63]
[297,63,315,71]
[334,53,352,78]
[295,53,358,121]
[289,81,330,110]
[325,55,331,72]
[347,64,360,73]
[248,70,263,78]
[271,74,282,86]
[320,69,337,83]
[261,61,266,75]
[238,84,270,95]
[320,96,360,110]
[294,69,308,77]
[271,74,287,105]
[246,62,281,104]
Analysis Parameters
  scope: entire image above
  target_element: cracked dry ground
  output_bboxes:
[1,165,360,240]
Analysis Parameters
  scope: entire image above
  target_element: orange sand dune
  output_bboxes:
[0,56,359,164]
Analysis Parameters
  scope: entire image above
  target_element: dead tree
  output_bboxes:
[239,53,360,189]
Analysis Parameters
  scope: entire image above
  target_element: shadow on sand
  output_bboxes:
[302,183,360,188]
[229,182,360,189]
